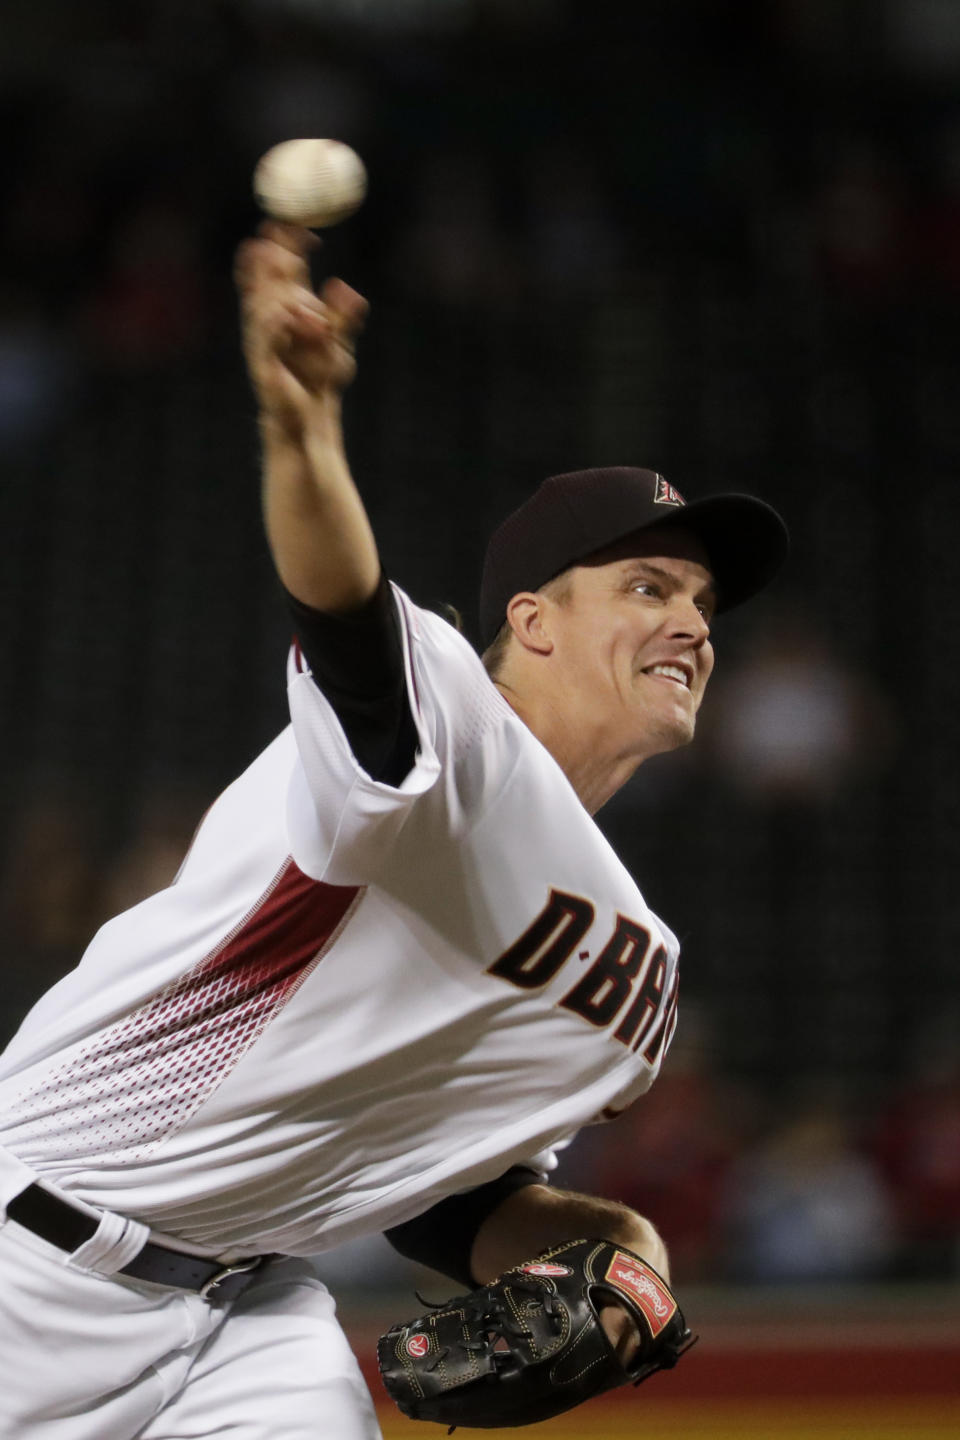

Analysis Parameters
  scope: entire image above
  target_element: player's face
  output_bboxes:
[547,527,716,760]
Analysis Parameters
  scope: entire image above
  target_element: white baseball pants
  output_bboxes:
[0,1181,381,1439]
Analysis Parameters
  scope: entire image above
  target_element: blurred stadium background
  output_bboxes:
[1,0,958,1433]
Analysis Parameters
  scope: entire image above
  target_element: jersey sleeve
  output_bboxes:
[286,584,496,884]
[284,573,418,787]
[383,1165,542,1287]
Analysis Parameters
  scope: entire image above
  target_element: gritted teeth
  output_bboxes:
[643,662,691,687]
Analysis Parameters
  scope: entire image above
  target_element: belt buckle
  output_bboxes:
[199,1256,262,1301]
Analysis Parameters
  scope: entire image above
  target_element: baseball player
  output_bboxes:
[0,224,787,1439]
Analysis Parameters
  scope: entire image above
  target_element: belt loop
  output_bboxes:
[69,1208,151,1275]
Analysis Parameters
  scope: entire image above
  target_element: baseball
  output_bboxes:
[253,138,367,229]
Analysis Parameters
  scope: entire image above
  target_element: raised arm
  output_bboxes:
[235,222,378,612]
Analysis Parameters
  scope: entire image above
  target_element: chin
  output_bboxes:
[645,712,697,757]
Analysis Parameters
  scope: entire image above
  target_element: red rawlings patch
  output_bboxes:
[406,1334,430,1358]
[521,1262,574,1278]
[603,1252,677,1338]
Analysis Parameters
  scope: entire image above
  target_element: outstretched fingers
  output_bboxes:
[235,232,367,337]
[319,276,370,345]
[236,222,368,407]
[234,223,316,298]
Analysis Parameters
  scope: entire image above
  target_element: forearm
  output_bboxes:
[238,222,378,613]
[469,1183,670,1285]
[261,398,380,612]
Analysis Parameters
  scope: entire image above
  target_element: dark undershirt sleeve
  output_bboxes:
[285,573,418,787]
[383,1167,542,1288]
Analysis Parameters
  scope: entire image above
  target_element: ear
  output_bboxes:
[504,592,555,656]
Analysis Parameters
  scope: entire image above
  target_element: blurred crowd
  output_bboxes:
[4,1,960,420]
[560,1004,960,1286]
[314,995,960,1291]
[1,0,959,1285]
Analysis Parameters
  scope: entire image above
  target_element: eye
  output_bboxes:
[633,582,661,598]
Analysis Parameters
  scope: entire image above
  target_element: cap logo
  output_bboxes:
[603,1252,677,1338]
[521,1262,574,1277]
[406,1334,430,1358]
[653,476,685,507]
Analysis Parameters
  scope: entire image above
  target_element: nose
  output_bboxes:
[663,597,711,650]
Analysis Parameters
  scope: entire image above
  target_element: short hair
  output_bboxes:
[481,570,573,680]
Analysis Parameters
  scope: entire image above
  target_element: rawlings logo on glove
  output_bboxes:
[377,1236,697,1429]
[604,1249,677,1336]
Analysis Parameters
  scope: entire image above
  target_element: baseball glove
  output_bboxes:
[377,1236,696,1429]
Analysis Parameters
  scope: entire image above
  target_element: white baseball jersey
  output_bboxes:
[0,587,680,1260]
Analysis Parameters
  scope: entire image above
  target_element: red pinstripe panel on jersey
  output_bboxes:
[10,861,361,1164]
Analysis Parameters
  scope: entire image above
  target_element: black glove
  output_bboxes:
[377,1236,696,1429]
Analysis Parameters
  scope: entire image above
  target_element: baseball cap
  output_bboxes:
[479,467,789,646]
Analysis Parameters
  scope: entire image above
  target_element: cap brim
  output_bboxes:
[647,494,789,612]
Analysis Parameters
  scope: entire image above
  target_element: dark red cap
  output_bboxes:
[479,467,788,646]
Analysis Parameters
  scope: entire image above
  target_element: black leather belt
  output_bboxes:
[6,1183,268,1302]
